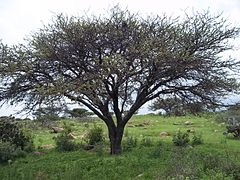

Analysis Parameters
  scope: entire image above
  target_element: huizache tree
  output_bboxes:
[0,7,240,154]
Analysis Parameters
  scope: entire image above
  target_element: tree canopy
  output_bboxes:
[149,96,208,116]
[0,7,239,154]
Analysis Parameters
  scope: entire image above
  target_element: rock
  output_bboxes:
[33,151,45,156]
[184,121,193,125]
[160,131,169,137]
[40,144,54,150]
[67,133,77,139]
[83,144,94,151]
[52,127,64,133]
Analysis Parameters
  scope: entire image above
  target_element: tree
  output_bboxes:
[67,108,93,118]
[149,97,183,115]
[32,103,66,120]
[0,7,239,154]
[149,97,206,116]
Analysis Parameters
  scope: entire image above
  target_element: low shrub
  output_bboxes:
[0,141,16,163]
[55,134,80,151]
[62,121,74,134]
[86,125,104,145]
[202,153,240,180]
[191,133,203,146]
[123,136,138,151]
[0,116,34,150]
[172,130,190,146]
[140,137,153,147]
[226,117,240,138]
[150,142,162,158]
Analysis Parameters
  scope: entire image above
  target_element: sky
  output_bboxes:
[0,0,240,117]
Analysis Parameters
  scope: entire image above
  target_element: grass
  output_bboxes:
[0,113,240,179]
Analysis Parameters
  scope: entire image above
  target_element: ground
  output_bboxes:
[0,113,239,179]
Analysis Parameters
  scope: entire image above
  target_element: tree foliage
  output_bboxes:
[149,97,207,116]
[67,108,93,118]
[0,7,239,154]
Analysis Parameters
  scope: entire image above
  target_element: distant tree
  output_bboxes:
[226,103,240,118]
[67,108,93,118]
[149,97,183,115]
[0,7,239,154]
[32,101,68,120]
[149,97,205,116]
[184,101,205,115]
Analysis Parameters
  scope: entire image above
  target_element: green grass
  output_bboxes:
[1,114,240,179]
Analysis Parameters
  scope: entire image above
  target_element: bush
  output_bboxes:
[86,125,104,145]
[62,121,74,134]
[191,133,203,146]
[123,136,138,151]
[55,134,80,151]
[0,117,34,150]
[226,117,240,138]
[172,130,190,146]
[140,137,153,147]
[150,142,162,158]
[0,141,16,163]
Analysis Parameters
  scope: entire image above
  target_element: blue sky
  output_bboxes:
[0,0,240,117]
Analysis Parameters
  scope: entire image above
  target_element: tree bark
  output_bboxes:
[108,125,124,155]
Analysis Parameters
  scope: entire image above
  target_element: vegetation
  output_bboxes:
[0,116,34,151]
[225,104,240,138]
[149,97,207,116]
[55,134,80,152]
[172,130,190,146]
[0,114,239,179]
[1,6,239,154]
[67,108,94,119]
[85,125,105,145]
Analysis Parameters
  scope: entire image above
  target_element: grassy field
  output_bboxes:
[0,114,240,179]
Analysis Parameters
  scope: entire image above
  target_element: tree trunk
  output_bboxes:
[108,126,124,155]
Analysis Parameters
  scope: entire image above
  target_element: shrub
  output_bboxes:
[86,125,104,145]
[172,130,190,146]
[226,117,240,138]
[123,136,138,151]
[62,121,74,134]
[191,133,203,146]
[140,137,153,147]
[0,117,34,150]
[150,143,162,158]
[55,134,79,151]
[0,141,16,163]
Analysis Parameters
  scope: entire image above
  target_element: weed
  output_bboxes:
[191,133,203,146]
[140,136,153,147]
[55,134,80,151]
[123,136,138,151]
[172,130,190,146]
[86,125,104,145]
